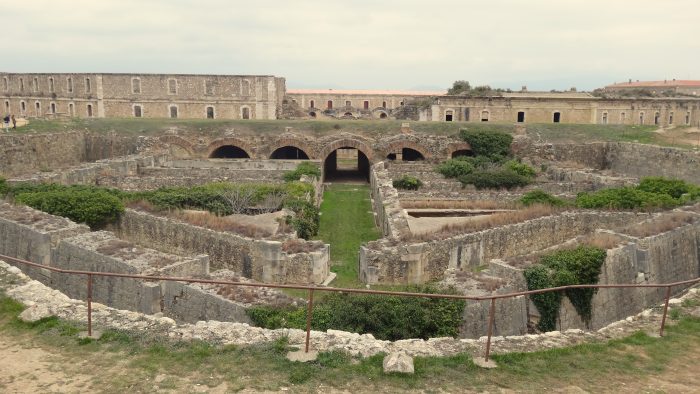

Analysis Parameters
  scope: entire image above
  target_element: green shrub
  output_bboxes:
[247,285,465,341]
[505,160,536,178]
[637,177,691,199]
[459,129,513,157]
[15,189,124,228]
[436,159,475,178]
[524,246,606,331]
[575,187,679,210]
[0,177,8,196]
[459,169,531,190]
[520,190,566,207]
[284,199,320,239]
[283,162,321,182]
[392,175,423,190]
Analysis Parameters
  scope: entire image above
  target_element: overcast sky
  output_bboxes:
[5,0,698,91]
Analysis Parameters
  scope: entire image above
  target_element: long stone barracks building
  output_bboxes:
[0,72,285,120]
[2,72,700,126]
[605,79,700,96]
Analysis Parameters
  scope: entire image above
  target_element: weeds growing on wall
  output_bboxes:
[524,246,607,332]
[247,285,465,341]
[283,162,321,182]
[575,177,700,210]
[0,177,8,196]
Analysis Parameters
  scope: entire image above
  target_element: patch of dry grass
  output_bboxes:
[621,211,698,238]
[95,239,134,256]
[400,199,517,210]
[281,239,322,254]
[406,205,561,241]
[170,210,273,238]
[579,233,627,250]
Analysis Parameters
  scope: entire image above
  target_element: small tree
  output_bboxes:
[219,188,256,214]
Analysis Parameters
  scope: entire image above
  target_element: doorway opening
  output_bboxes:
[323,148,370,182]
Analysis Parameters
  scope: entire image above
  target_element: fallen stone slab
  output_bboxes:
[383,352,414,374]
[18,304,53,323]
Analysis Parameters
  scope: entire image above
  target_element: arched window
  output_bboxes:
[382,101,387,108]
[517,111,525,123]
[68,103,74,117]
[19,78,24,92]
[67,77,73,93]
[206,106,215,119]
[241,80,250,96]
[48,77,55,93]
[50,102,56,114]
[85,77,91,93]
[310,100,315,108]
[602,112,608,125]
[669,111,674,125]
[445,110,454,122]
[2,77,7,92]
[168,79,178,94]
[480,110,489,122]
[169,105,178,118]
[134,105,143,118]
[35,101,41,116]
[639,112,645,124]
[327,100,333,109]
[87,104,93,117]
[620,112,626,123]
[241,106,250,119]
[553,112,561,123]
[363,100,369,110]
[654,112,660,125]
[20,101,26,115]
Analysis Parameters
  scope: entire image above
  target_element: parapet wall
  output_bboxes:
[114,209,330,284]
[360,211,646,284]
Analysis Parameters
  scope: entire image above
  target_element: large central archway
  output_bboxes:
[323,148,370,182]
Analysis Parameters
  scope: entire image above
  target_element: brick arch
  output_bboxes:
[446,142,473,159]
[159,135,195,157]
[319,138,375,161]
[206,137,255,158]
[267,137,317,160]
[381,140,432,160]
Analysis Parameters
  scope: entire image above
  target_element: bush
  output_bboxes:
[247,285,465,341]
[637,177,692,199]
[436,159,475,178]
[575,187,679,210]
[284,199,319,239]
[459,129,513,157]
[505,160,536,179]
[524,246,606,331]
[392,175,423,190]
[459,169,531,190]
[283,162,321,182]
[520,190,566,207]
[15,189,124,228]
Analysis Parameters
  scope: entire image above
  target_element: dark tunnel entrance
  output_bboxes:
[323,148,370,183]
[209,145,251,159]
[270,146,310,160]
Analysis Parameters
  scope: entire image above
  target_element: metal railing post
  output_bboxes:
[659,285,672,337]
[87,273,93,337]
[304,288,315,353]
[484,298,496,362]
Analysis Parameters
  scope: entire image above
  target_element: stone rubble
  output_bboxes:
[382,352,415,374]
[1,260,698,360]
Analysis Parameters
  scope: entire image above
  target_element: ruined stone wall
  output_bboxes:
[556,220,700,330]
[369,162,410,237]
[114,209,330,284]
[0,132,139,178]
[360,211,646,284]
[606,143,700,184]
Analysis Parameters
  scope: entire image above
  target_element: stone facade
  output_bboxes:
[431,93,700,126]
[0,72,285,120]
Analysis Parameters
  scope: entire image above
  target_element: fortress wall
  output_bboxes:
[360,211,645,285]
[0,132,140,178]
[606,143,700,184]
[114,209,330,284]
[556,221,700,330]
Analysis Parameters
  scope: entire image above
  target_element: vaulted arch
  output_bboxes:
[382,140,431,162]
[267,137,316,160]
[159,135,196,159]
[206,137,254,159]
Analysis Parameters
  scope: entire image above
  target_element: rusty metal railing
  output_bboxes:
[1,253,698,362]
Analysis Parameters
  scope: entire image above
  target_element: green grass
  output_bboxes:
[1,291,700,392]
[315,184,381,288]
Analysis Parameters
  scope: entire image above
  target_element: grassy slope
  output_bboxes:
[10,118,693,148]
[1,294,699,393]
[315,184,380,288]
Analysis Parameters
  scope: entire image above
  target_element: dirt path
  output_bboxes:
[0,336,93,393]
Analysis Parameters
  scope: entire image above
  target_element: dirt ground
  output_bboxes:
[654,126,700,147]
[2,331,700,394]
